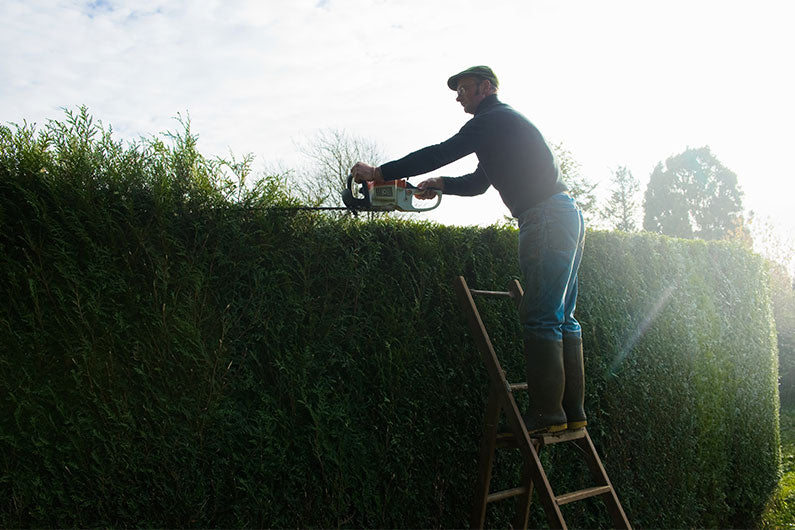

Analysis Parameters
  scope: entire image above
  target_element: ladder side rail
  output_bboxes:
[454,276,567,529]
[453,276,514,395]
[492,277,535,529]
[507,279,524,309]
[574,431,632,529]
[505,403,566,529]
[511,453,536,529]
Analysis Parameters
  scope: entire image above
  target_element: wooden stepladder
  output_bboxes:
[454,276,631,530]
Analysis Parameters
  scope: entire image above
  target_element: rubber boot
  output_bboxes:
[562,336,587,430]
[523,338,567,434]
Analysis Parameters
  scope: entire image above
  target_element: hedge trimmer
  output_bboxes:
[272,174,442,216]
[341,174,442,215]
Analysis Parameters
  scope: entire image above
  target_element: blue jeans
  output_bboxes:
[517,193,585,342]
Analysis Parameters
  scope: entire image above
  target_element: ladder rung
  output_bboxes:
[509,382,528,391]
[495,427,587,448]
[487,486,529,503]
[495,431,518,449]
[469,289,514,299]
[556,485,613,506]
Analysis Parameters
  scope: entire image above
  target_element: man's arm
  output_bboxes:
[379,124,480,181]
[441,164,491,196]
[353,115,486,184]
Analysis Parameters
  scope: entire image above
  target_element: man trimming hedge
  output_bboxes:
[351,66,586,435]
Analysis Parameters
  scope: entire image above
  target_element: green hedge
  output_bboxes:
[770,263,795,405]
[0,112,781,528]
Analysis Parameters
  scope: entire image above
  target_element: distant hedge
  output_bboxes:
[0,111,781,528]
[770,263,795,405]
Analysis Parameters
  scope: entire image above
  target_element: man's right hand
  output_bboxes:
[415,177,444,199]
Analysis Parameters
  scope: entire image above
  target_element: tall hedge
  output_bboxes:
[770,263,795,405]
[0,112,781,528]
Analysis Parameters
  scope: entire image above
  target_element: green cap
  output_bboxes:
[447,65,499,90]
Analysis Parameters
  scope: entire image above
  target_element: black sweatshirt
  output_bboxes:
[379,94,567,217]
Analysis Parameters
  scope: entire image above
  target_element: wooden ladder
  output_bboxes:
[454,275,631,530]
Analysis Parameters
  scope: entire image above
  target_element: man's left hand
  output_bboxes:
[351,162,382,183]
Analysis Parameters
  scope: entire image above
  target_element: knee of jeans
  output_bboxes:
[521,309,565,341]
[562,321,582,337]
[523,325,563,342]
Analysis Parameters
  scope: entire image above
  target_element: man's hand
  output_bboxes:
[351,162,383,183]
[415,177,444,199]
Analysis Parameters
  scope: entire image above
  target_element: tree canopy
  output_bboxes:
[643,146,743,240]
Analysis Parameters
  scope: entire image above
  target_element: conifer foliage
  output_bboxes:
[601,166,641,232]
[0,110,781,528]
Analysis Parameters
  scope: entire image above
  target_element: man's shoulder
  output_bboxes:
[478,100,533,126]
[476,97,521,115]
[459,98,532,136]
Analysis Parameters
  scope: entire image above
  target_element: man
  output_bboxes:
[351,66,586,435]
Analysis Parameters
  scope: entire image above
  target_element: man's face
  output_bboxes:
[455,76,487,114]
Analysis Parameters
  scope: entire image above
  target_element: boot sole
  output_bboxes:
[527,422,568,435]
[567,420,587,430]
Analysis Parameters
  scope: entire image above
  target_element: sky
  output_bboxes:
[2,0,794,246]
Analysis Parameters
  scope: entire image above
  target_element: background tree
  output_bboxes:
[643,146,744,239]
[723,213,754,249]
[294,128,384,207]
[551,142,598,224]
[600,165,640,232]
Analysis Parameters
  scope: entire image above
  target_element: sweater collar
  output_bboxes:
[474,94,500,115]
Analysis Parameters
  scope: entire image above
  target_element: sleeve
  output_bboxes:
[441,164,491,196]
[379,120,481,181]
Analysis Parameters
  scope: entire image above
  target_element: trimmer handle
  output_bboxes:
[406,188,442,212]
[341,173,370,214]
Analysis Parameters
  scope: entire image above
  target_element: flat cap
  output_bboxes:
[447,65,499,90]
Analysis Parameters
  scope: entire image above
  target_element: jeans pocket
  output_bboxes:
[548,205,582,253]
[518,210,545,264]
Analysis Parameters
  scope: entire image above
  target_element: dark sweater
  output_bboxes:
[379,95,567,217]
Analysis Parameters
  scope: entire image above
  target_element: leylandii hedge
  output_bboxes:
[0,112,780,528]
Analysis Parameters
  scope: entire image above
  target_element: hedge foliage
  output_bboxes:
[0,110,781,528]
[770,263,795,405]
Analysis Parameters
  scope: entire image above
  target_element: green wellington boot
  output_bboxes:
[523,338,568,434]
[562,336,587,430]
